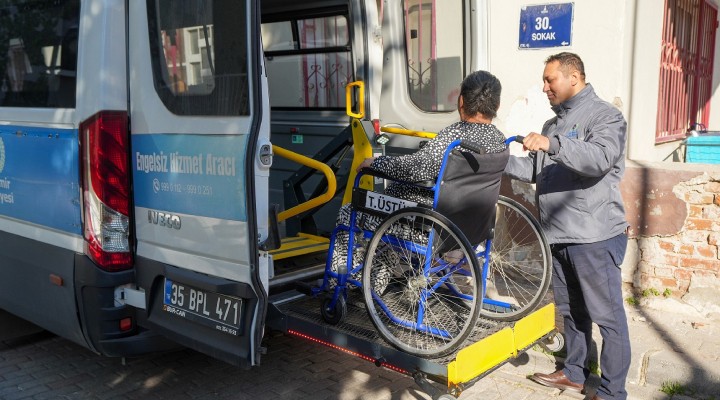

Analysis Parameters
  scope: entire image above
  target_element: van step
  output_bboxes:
[269,233,330,260]
[294,281,315,296]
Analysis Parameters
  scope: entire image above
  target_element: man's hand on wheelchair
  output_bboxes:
[521,132,550,152]
[357,157,377,172]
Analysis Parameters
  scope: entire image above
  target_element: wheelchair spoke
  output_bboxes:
[480,197,552,321]
[363,208,481,358]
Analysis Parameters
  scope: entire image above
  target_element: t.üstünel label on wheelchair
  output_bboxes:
[365,191,418,213]
[353,189,418,215]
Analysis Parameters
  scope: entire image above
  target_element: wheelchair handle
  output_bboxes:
[504,135,525,146]
[458,139,487,154]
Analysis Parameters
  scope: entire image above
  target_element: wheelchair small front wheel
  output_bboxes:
[362,207,482,358]
[540,331,565,353]
[321,295,346,325]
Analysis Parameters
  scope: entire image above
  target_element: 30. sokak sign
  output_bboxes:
[518,3,574,49]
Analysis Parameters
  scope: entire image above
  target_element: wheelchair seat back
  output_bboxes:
[435,147,510,246]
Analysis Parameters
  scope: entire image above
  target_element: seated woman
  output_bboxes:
[330,70,507,287]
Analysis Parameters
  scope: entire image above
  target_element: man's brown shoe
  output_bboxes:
[528,370,584,392]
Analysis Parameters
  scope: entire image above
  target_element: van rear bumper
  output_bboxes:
[74,254,177,357]
[97,329,180,356]
[134,256,260,367]
[0,230,168,358]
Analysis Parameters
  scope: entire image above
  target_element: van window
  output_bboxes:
[0,0,80,108]
[404,0,464,112]
[262,14,352,109]
[147,0,249,116]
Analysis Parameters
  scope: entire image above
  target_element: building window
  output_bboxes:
[189,29,200,54]
[191,62,201,85]
[656,0,718,143]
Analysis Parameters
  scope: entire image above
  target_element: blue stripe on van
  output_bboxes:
[0,126,81,234]
[132,134,247,221]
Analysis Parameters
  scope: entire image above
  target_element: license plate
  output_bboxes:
[364,191,418,214]
[163,279,242,336]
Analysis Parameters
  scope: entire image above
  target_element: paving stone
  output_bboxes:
[0,305,717,399]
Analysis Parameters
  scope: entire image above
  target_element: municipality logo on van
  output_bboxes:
[0,137,5,173]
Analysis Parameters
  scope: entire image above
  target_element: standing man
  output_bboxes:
[505,52,630,400]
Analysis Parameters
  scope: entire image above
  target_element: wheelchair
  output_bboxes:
[312,136,551,358]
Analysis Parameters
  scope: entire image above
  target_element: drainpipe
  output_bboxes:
[470,0,490,71]
[623,0,638,160]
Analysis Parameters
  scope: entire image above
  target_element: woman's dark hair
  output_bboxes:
[459,70,501,119]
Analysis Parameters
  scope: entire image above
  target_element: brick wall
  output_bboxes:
[624,167,720,298]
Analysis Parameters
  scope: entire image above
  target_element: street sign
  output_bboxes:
[519,3,574,49]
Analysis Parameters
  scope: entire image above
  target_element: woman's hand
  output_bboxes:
[356,157,376,172]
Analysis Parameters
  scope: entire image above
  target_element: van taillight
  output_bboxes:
[80,111,132,271]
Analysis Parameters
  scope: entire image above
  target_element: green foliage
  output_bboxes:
[531,344,565,359]
[587,360,600,375]
[625,297,638,305]
[663,288,672,298]
[660,381,685,396]
[641,287,661,297]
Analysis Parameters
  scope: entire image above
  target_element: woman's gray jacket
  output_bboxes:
[504,84,629,244]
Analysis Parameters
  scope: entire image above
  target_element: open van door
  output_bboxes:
[128,1,270,366]
[379,0,488,148]
[260,0,382,237]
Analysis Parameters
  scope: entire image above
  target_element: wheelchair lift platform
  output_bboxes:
[267,290,556,398]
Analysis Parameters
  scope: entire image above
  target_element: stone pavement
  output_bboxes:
[0,302,718,400]
[460,303,720,400]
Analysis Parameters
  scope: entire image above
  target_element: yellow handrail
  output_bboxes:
[380,126,437,139]
[272,145,337,222]
[345,81,365,119]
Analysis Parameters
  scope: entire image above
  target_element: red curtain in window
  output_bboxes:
[656,0,718,143]
[693,1,718,128]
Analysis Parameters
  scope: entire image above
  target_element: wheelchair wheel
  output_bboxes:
[321,295,346,325]
[361,207,482,358]
[480,196,551,321]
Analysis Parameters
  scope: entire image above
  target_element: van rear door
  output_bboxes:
[128,0,269,366]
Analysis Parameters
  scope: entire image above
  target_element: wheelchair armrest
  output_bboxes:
[357,168,435,188]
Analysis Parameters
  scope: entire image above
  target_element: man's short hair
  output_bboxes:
[546,52,586,80]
